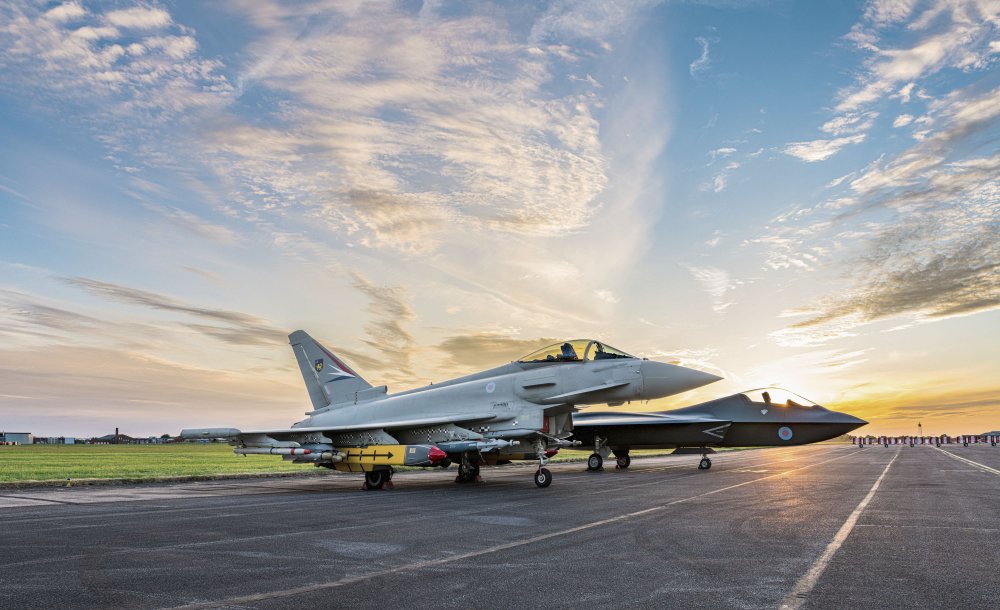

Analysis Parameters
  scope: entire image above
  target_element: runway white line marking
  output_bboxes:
[933,447,1000,476]
[779,450,898,610]
[165,448,858,610]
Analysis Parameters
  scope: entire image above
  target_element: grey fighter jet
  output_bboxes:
[570,387,867,471]
[182,332,721,488]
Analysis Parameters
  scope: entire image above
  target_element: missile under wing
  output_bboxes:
[570,388,867,471]
[182,332,721,488]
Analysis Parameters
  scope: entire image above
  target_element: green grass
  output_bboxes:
[0,443,308,484]
[0,443,772,485]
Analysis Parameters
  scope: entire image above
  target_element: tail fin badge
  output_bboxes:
[314,359,324,372]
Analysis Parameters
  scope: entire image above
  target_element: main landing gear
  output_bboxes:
[534,438,552,488]
[455,453,481,484]
[363,468,394,490]
[615,452,631,469]
[698,450,712,471]
[586,436,611,472]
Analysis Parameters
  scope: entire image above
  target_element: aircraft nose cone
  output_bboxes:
[640,360,722,399]
[822,410,868,435]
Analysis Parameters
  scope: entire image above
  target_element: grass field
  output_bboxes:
[0,443,749,485]
[0,443,307,484]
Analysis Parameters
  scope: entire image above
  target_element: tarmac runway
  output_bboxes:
[1,444,998,609]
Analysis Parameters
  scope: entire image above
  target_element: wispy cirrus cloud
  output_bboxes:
[349,271,416,383]
[685,264,737,313]
[207,0,612,251]
[62,276,288,346]
[783,134,866,162]
[781,0,999,162]
[436,332,557,374]
[689,35,713,77]
[758,1,1000,346]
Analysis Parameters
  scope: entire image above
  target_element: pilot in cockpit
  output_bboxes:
[560,342,578,360]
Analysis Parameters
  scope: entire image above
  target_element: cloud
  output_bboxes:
[0,344,302,436]
[772,142,1000,345]
[685,265,736,313]
[0,2,230,117]
[689,36,712,77]
[62,276,288,345]
[143,204,242,245]
[349,272,416,382]
[783,1,998,165]
[782,134,866,162]
[892,113,914,127]
[837,3,998,113]
[436,333,557,372]
[104,7,172,30]
[199,1,613,251]
[594,289,620,304]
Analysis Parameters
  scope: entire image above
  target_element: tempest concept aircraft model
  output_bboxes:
[182,332,721,488]
[570,388,867,471]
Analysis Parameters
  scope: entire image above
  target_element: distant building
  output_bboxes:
[0,432,33,445]
[32,437,76,445]
[90,428,141,445]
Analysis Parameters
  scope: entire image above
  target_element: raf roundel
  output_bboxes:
[778,426,794,441]
[485,382,496,394]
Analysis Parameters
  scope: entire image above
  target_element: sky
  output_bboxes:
[0,0,998,438]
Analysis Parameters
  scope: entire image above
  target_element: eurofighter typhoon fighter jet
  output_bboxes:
[182,332,721,488]
[571,388,867,471]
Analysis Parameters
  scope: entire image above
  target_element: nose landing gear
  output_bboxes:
[534,438,552,488]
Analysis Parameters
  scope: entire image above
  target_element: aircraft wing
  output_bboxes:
[181,412,498,442]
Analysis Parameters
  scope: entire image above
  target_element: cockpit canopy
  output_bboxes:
[741,388,823,409]
[518,340,636,363]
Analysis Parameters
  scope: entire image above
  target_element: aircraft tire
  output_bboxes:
[364,470,387,490]
[534,468,552,488]
[698,457,712,470]
[587,453,603,471]
[616,455,631,469]
[964,442,969,447]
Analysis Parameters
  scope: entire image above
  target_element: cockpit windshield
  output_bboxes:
[518,340,636,363]
[741,388,820,408]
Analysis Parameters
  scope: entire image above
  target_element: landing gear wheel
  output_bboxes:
[698,457,712,470]
[455,461,480,484]
[615,455,631,469]
[587,453,603,471]
[963,442,969,447]
[534,467,552,488]
[364,469,389,490]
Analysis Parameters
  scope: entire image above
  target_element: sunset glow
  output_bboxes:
[1,0,997,437]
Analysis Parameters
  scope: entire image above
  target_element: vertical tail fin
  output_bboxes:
[288,330,372,411]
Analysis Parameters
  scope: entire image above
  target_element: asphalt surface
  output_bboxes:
[1,444,998,609]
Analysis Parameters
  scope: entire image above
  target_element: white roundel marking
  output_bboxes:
[778,426,793,441]
[486,382,496,394]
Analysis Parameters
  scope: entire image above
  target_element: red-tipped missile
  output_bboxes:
[428,446,447,463]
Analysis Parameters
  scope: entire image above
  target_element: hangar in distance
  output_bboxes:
[571,388,868,471]
[181,332,721,488]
